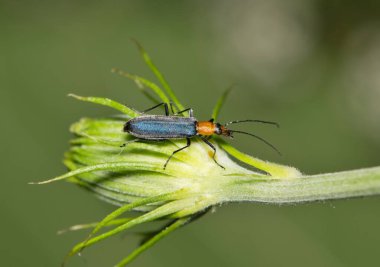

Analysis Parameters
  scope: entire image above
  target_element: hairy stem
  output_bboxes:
[222,166,380,203]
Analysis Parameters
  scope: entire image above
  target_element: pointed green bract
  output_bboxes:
[32,161,169,184]
[115,217,192,266]
[67,198,197,257]
[132,39,185,111]
[80,189,190,252]
[216,137,301,178]
[211,86,233,121]
[57,218,132,235]
[112,68,171,104]
[68,94,140,118]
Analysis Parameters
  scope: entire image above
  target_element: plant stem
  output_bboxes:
[222,166,380,203]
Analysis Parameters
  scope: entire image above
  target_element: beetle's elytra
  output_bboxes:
[124,115,197,140]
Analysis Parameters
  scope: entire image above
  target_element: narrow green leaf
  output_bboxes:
[216,137,301,178]
[57,218,132,235]
[132,39,185,111]
[112,68,171,104]
[211,86,233,121]
[68,130,124,147]
[30,162,168,184]
[141,90,161,105]
[136,219,176,246]
[82,189,190,247]
[115,217,192,267]
[66,198,195,258]
[68,94,140,118]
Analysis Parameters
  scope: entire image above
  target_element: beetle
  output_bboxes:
[123,103,280,169]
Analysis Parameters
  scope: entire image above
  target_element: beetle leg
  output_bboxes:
[174,108,194,118]
[119,138,141,148]
[163,138,191,170]
[199,136,225,169]
[169,101,176,114]
[143,103,170,116]
[118,139,141,156]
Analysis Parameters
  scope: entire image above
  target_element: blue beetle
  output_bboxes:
[123,103,279,169]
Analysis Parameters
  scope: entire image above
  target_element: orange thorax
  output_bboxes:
[196,121,216,136]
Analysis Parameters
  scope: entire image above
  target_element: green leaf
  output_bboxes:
[57,218,132,235]
[216,137,301,178]
[66,198,196,258]
[211,85,233,121]
[81,189,189,249]
[31,162,169,184]
[132,39,185,111]
[112,68,171,104]
[115,217,192,267]
[68,94,140,118]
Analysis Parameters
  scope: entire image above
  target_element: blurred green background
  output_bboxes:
[1,0,380,266]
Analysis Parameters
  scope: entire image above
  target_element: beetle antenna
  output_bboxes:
[229,130,281,155]
[225,120,279,128]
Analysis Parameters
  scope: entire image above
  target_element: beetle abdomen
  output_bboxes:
[124,115,197,140]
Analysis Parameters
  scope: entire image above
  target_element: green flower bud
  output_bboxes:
[34,43,380,267]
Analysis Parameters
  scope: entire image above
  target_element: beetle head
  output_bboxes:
[215,123,233,138]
